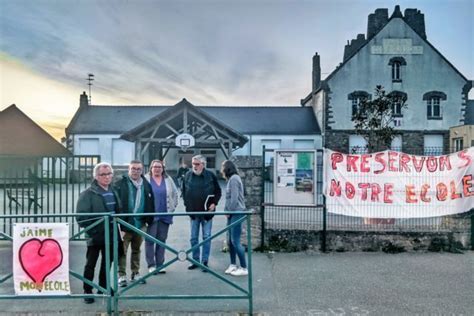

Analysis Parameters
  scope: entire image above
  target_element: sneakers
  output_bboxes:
[158,267,166,274]
[131,272,146,284]
[224,264,237,274]
[230,267,248,276]
[118,275,127,287]
[188,263,198,270]
[148,266,157,274]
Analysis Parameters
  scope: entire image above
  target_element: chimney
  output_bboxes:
[367,8,389,38]
[312,53,321,92]
[343,33,366,61]
[404,8,426,39]
[80,91,89,107]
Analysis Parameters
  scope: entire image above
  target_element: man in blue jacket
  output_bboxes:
[183,155,221,271]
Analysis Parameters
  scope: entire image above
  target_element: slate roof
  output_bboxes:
[66,104,320,135]
[465,100,474,125]
[0,105,71,156]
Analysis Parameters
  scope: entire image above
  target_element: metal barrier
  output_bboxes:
[0,211,254,315]
[0,155,100,236]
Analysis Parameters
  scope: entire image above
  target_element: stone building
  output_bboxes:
[301,5,472,155]
[450,100,474,151]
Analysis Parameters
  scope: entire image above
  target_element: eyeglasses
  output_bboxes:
[130,167,143,172]
[98,172,113,177]
[152,166,163,169]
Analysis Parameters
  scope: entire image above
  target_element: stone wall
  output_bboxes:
[265,213,472,253]
[325,130,450,154]
[231,156,263,250]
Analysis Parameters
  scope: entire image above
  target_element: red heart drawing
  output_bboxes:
[19,238,63,291]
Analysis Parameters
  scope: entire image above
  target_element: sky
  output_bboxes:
[1,0,473,140]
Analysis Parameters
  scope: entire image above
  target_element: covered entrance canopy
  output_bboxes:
[120,99,248,163]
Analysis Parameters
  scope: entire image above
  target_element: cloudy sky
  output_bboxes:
[1,0,473,140]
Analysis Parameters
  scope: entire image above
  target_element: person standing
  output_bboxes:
[76,162,122,304]
[177,161,189,193]
[114,160,154,287]
[221,160,248,276]
[183,155,221,271]
[145,159,178,274]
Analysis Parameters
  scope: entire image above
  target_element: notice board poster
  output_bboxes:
[274,150,316,205]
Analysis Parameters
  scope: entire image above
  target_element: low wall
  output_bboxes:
[265,229,471,253]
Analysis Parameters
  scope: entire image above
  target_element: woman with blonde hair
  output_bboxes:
[145,159,178,274]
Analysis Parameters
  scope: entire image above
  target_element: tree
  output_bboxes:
[351,85,407,152]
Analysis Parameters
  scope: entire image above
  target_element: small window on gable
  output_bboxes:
[388,57,406,82]
[423,91,446,120]
[348,91,370,116]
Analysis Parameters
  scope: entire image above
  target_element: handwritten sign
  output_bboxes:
[13,223,70,295]
[324,148,474,218]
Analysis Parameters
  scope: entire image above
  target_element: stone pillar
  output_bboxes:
[231,156,263,250]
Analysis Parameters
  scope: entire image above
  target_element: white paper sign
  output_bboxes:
[324,148,474,218]
[13,223,70,295]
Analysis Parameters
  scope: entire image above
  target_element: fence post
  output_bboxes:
[260,145,266,250]
[471,213,474,251]
[322,195,327,252]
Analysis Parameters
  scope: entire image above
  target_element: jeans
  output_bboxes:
[145,220,170,268]
[118,228,144,276]
[190,217,213,263]
[227,216,246,268]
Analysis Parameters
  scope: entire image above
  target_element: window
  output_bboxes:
[453,138,464,152]
[387,91,406,117]
[423,91,446,120]
[392,97,403,116]
[348,91,370,116]
[388,57,406,82]
[424,134,443,156]
[427,97,441,118]
[391,135,402,151]
[349,135,368,154]
[200,150,216,169]
[392,62,401,81]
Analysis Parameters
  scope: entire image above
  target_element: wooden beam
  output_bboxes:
[165,123,180,136]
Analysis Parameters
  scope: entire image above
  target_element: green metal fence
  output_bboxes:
[0,155,100,236]
[0,211,254,315]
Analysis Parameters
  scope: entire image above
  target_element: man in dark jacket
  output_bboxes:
[76,162,122,304]
[182,155,221,271]
[114,159,154,287]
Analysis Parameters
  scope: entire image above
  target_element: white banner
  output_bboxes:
[13,223,70,295]
[324,147,474,218]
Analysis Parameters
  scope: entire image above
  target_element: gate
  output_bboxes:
[0,155,100,236]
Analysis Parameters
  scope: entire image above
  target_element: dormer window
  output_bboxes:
[388,57,406,82]
[423,91,446,120]
[348,91,370,116]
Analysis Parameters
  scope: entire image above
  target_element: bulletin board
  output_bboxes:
[273,150,316,205]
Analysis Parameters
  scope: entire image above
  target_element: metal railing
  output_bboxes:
[0,211,254,315]
[0,155,100,236]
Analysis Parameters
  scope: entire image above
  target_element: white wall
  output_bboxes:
[73,134,134,166]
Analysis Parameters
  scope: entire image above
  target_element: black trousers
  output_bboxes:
[83,244,115,293]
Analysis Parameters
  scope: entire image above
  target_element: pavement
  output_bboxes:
[0,191,473,315]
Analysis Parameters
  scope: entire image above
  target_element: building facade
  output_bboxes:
[66,93,321,172]
[301,6,472,155]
